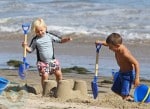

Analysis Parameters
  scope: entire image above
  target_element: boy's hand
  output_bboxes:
[134,78,140,87]
[95,40,107,46]
[68,37,72,41]
[22,42,28,47]
[95,40,101,45]
[22,42,31,52]
[61,37,72,43]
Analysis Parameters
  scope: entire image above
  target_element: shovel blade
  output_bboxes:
[18,63,29,80]
[18,64,25,80]
[91,76,98,99]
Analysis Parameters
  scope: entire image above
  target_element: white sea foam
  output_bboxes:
[0,0,150,41]
[0,18,11,24]
[47,25,89,35]
[0,26,21,32]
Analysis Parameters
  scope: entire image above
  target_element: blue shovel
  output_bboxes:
[91,43,101,99]
[18,23,30,80]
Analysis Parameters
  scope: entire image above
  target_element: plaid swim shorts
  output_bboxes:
[37,59,60,76]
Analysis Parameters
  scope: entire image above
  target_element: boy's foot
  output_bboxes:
[124,95,134,102]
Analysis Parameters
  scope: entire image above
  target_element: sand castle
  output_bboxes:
[1,79,88,101]
[43,79,88,100]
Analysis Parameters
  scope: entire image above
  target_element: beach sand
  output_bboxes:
[0,33,150,109]
[0,69,150,109]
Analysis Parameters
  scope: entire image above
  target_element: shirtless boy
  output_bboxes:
[95,33,140,101]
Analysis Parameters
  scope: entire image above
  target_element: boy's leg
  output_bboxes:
[37,62,49,89]
[111,74,122,95]
[54,69,62,83]
[112,72,134,101]
[121,74,134,101]
[41,73,49,89]
[50,59,62,83]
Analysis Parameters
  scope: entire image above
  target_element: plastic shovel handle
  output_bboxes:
[22,23,30,58]
[95,43,101,76]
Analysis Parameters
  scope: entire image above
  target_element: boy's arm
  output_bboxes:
[124,52,140,87]
[26,45,32,52]
[133,60,140,87]
[61,37,72,43]
[95,40,108,46]
[134,66,140,87]
[22,42,32,53]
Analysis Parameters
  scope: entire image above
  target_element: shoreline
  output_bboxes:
[0,33,150,80]
[1,68,150,82]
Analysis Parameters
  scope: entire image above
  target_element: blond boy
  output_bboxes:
[22,18,72,92]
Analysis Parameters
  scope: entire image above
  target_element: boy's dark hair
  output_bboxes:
[106,33,122,45]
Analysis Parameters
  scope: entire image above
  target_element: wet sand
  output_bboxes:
[0,32,150,78]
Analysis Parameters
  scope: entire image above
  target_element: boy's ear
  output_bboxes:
[116,44,121,47]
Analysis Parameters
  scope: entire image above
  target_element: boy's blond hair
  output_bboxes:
[31,18,47,33]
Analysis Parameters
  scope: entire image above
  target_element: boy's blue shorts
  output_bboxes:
[111,71,135,96]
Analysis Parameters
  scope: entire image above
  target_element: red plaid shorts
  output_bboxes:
[37,59,60,76]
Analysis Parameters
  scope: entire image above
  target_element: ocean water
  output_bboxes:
[0,0,150,79]
[0,0,150,40]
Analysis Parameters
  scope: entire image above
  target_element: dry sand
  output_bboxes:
[0,69,150,109]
